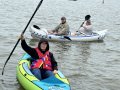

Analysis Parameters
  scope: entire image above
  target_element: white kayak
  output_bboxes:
[29,25,108,42]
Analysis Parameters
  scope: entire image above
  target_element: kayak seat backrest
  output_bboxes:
[22,53,32,60]
[33,25,40,29]
[67,31,71,35]
[21,53,36,64]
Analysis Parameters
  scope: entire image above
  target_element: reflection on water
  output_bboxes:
[77,42,91,63]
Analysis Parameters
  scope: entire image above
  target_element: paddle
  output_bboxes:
[63,36,72,41]
[2,0,44,75]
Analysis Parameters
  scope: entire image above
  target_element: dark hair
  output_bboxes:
[61,17,66,20]
[85,15,91,20]
[38,38,49,52]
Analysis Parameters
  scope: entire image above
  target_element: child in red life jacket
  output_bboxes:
[20,35,58,80]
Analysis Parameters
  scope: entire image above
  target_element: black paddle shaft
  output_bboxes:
[2,0,44,75]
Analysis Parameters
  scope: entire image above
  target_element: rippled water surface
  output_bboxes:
[0,0,120,90]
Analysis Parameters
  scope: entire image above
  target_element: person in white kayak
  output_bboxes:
[72,15,93,36]
[79,15,93,35]
[48,17,70,35]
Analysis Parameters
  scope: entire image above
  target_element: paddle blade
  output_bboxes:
[64,36,72,41]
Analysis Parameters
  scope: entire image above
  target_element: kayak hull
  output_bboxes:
[30,25,107,42]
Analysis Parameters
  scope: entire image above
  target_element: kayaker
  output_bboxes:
[48,17,70,35]
[72,15,93,36]
[19,35,58,80]
[79,15,93,35]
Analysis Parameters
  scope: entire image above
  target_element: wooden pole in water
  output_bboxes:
[102,0,104,4]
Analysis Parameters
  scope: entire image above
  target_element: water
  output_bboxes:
[0,0,120,90]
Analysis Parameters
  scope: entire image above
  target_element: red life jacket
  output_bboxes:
[31,48,52,70]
